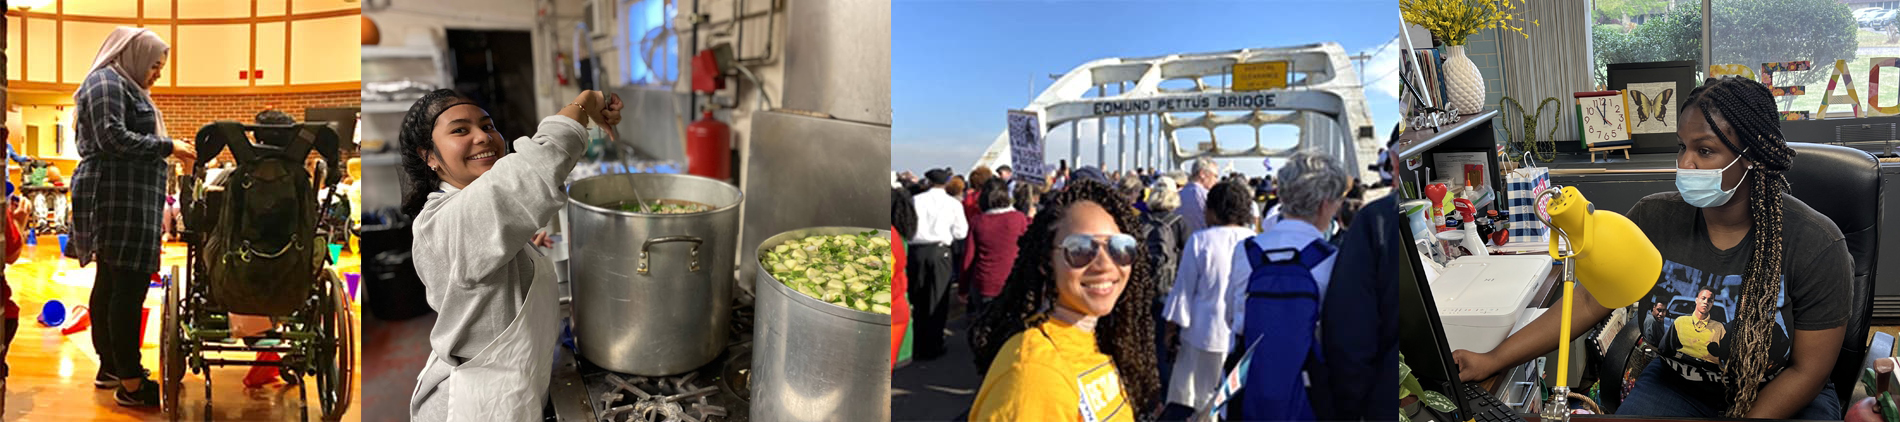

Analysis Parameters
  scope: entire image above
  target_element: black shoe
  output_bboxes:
[96,368,151,389]
[94,370,119,389]
[914,348,948,361]
[115,378,160,407]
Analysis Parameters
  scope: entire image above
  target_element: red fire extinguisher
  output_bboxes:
[686,110,731,181]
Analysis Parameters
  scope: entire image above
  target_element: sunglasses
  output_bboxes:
[1056,233,1139,269]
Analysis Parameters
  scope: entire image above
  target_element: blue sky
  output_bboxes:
[893,0,1402,176]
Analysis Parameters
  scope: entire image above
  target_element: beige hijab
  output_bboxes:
[83,27,171,136]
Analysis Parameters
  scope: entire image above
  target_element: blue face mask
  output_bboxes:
[1676,149,1751,208]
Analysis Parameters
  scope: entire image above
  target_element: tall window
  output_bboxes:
[623,0,677,86]
[1590,0,1882,119]
[1590,0,1701,86]
[1712,0,1859,117]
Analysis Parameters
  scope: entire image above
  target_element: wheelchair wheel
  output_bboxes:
[316,272,355,420]
[160,266,186,417]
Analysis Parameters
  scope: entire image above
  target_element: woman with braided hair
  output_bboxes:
[1452,76,1850,419]
[403,88,623,421]
[967,179,1160,421]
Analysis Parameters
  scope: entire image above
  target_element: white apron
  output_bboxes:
[412,255,560,421]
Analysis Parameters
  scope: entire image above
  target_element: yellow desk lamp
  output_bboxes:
[1535,186,1663,421]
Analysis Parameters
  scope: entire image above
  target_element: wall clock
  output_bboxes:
[1575,90,1633,148]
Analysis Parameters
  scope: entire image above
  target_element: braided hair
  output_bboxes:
[968,179,1161,412]
[399,89,477,217]
[1679,76,1796,417]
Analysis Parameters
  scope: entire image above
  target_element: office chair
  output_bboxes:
[1595,142,1881,413]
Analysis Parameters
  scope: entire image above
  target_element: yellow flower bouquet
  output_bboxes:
[1401,0,1536,46]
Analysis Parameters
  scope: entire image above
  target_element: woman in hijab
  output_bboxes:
[70,26,195,407]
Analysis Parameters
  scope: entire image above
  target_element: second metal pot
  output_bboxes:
[750,227,892,422]
[566,173,742,376]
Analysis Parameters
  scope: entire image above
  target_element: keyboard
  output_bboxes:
[1462,383,1518,422]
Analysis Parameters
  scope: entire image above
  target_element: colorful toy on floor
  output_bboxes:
[37,300,65,327]
[243,352,286,388]
[59,306,91,335]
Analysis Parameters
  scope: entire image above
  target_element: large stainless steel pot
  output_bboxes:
[567,173,741,376]
[751,227,891,422]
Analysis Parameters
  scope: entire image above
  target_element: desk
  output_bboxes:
[1472,261,1566,411]
[1521,414,1834,422]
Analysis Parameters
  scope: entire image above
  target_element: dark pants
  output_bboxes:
[90,264,150,380]
[1,274,15,378]
[968,291,995,323]
[1154,299,1175,397]
[908,243,953,359]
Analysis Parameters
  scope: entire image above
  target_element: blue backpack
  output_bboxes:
[1234,237,1334,421]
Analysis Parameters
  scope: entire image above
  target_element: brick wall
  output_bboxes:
[150,90,359,162]
[151,90,360,142]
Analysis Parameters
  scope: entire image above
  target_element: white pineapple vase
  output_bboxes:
[1442,45,1485,114]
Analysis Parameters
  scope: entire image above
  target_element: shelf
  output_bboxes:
[363,101,413,114]
[359,154,402,166]
[361,46,441,60]
[1397,110,1502,159]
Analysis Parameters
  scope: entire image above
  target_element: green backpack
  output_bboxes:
[188,122,340,315]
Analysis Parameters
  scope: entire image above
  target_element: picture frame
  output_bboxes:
[1607,60,1698,154]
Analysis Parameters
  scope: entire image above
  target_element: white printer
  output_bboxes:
[1431,254,1553,353]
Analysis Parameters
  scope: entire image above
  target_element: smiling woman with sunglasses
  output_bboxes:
[968,179,1161,422]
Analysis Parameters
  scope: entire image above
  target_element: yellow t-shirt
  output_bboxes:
[1673,315,1726,364]
[970,318,1135,422]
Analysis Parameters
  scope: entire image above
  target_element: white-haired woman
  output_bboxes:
[1222,151,1350,419]
[71,26,196,407]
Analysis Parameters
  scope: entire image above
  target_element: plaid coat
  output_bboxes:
[70,68,172,273]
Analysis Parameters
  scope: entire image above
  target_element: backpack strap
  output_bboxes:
[1295,239,1336,270]
[279,124,315,165]
[1243,237,1270,269]
[297,123,343,186]
[191,122,244,168]
[220,123,267,164]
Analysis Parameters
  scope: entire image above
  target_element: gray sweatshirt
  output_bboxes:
[409,115,586,421]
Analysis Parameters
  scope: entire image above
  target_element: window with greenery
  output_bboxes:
[1591,0,1700,86]
[1712,0,1858,116]
[1590,0,1877,118]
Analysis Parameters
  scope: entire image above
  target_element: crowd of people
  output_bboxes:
[892,142,1405,421]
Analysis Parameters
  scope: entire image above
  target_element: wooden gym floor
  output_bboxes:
[0,236,362,421]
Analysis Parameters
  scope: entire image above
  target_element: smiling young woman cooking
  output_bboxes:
[1453,76,1850,419]
[401,88,622,421]
[967,179,1161,421]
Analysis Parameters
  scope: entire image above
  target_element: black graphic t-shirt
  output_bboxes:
[1623,192,1849,386]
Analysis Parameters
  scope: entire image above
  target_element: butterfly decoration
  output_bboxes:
[1632,89,1674,125]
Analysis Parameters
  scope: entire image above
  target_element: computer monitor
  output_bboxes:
[304,107,359,153]
[1398,225,1483,421]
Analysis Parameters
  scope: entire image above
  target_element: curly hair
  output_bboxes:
[968,179,1161,412]
[1681,76,1797,417]
[1205,180,1255,227]
[399,89,477,217]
